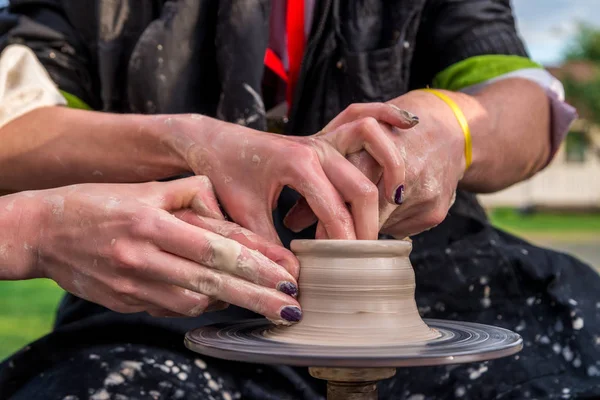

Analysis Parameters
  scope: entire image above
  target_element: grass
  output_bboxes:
[0,279,64,361]
[488,207,600,239]
[0,209,599,361]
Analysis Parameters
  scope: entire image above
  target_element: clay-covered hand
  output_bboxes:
[21,176,301,323]
[161,105,417,242]
[285,91,467,238]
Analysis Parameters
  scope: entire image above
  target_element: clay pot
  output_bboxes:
[266,240,440,346]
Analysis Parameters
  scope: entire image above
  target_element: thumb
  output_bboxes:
[152,176,225,220]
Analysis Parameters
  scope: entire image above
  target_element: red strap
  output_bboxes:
[263,0,305,112]
[264,48,288,83]
[286,0,305,108]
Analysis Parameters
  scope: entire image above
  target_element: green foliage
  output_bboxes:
[564,22,600,63]
[0,279,64,360]
[561,23,600,124]
[562,75,600,124]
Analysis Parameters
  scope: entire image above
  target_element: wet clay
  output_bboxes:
[266,240,440,346]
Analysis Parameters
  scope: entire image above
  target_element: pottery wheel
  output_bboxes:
[184,318,522,368]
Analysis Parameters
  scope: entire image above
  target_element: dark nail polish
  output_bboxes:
[277,281,298,297]
[394,185,405,205]
[390,105,419,124]
[280,306,302,322]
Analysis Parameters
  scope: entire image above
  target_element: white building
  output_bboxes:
[478,119,600,209]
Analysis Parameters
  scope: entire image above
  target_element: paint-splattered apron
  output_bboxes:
[2,210,599,400]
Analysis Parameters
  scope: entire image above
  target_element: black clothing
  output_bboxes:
[0,1,598,399]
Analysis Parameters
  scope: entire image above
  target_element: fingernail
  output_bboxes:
[390,104,419,125]
[394,185,405,205]
[280,306,302,322]
[276,281,298,297]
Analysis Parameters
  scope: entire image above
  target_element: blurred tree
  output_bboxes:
[564,22,600,63]
[559,23,600,125]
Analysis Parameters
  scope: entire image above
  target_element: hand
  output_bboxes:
[161,105,418,241]
[29,176,301,323]
[285,90,467,238]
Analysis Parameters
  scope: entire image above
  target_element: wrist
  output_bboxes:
[0,192,47,279]
[403,89,491,186]
[136,114,197,177]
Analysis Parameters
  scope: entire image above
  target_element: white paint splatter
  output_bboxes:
[203,371,212,380]
[90,388,110,400]
[587,365,600,377]
[479,276,489,285]
[573,358,582,368]
[572,317,584,330]
[468,364,488,380]
[157,364,170,373]
[171,366,180,374]
[562,346,574,362]
[89,354,100,360]
[174,389,185,399]
[515,320,526,332]
[455,386,466,397]
[539,335,551,345]
[553,343,562,354]
[521,248,529,255]
[177,372,188,381]
[406,395,425,400]
[104,372,125,386]
[242,83,265,116]
[526,297,535,306]
[568,299,578,306]
[208,379,220,391]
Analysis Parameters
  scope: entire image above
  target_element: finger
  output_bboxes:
[174,211,300,280]
[154,176,225,220]
[286,149,379,239]
[147,212,298,292]
[284,151,382,235]
[231,202,283,246]
[283,198,317,233]
[283,153,356,240]
[347,151,382,183]
[315,222,328,239]
[381,202,447,238]
[326,118,406,206]
[143,250,302,324]
[322,103,419,133]
[131,279,216,317]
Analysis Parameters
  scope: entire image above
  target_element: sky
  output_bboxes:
[0,0,596,66]
[512,0,600,66]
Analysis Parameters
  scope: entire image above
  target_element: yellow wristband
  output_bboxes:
[420,88,472,171]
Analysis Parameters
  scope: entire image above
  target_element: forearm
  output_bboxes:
[414,78,551,193]
[0,192,45,280]
[0,107,191,192]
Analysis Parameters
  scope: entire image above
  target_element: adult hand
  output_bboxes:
[28,176,301,323]
[285,90,467,238]
[161,105,418,242]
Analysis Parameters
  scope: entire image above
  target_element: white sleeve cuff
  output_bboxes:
[0,44,67,129]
